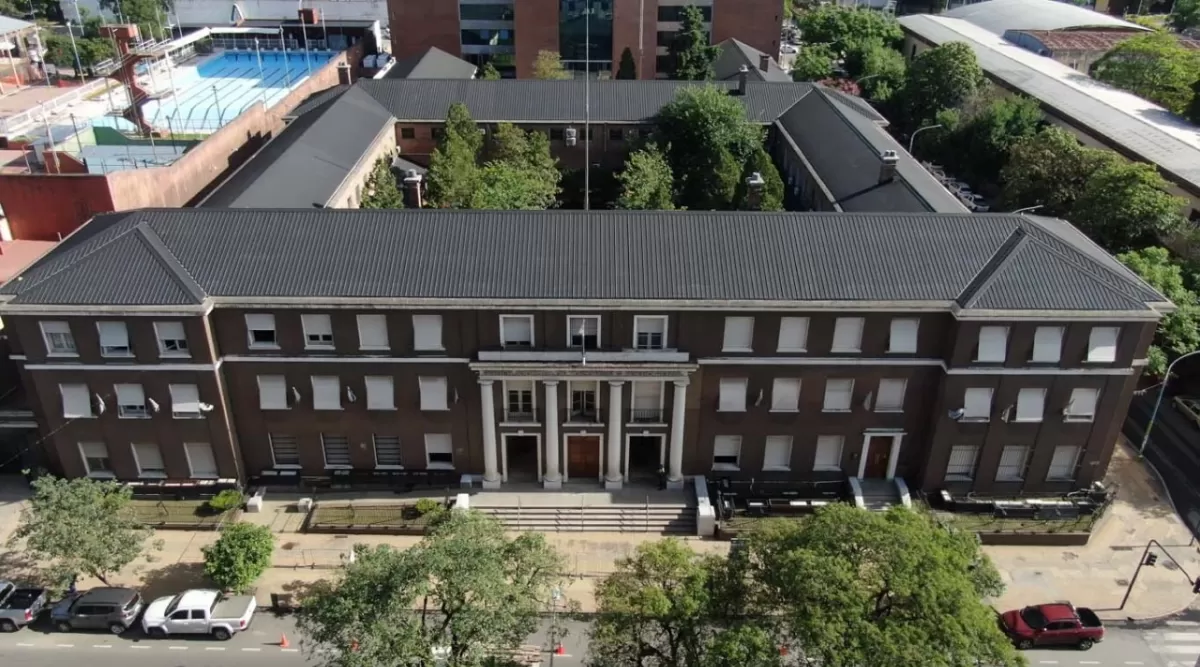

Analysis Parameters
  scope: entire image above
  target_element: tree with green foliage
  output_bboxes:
[791,43,837,82]
[845,41,906,101]
[900,42,988,129]
[797,6,903,56]
[7,476,163,586]
[201,523,274,594]
[297,511,566,667]
[669,5,718,81]
[1171,0,1200,32]
[1092,32,1200,115]
[1071,159,1186,252]
[701,625,783,667]
[533,49,571,80]
[481,122,561,208]
[427,103,482,208]
[359,157,404,209]
[100,0,174,40]
[1186,79,1200,125]
[734,145,785,211]
[1117,247,1200,378]
[998,127,1115,217]
[478,61,501,80]
[931,94,1042,185]
[616,46,637,79]
[1,0,62,20]
[615,145,675,210]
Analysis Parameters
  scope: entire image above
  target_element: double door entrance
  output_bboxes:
[500,432,664,484]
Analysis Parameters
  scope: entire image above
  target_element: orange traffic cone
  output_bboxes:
[279,633,290,648]
[555,644,566,655]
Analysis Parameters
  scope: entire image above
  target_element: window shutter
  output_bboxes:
[963,388,993,419]
[97,321,129,350]
[718,378,747,411]
[1087,327,1119,362]
[322,435,351,467]
[311,376,342,410]
[365,376,395,410]
[632,381,662,410]
[185,443,219,478]
[60,384,92,418]
[245,313,274,330]
[1066,387,1099,419]
[502,316,533,345]
[413,315,444,351]
[1016,388,1046,422]
[814,436,843,470]
[357,314,389,349]
[270,435,300,466]
[156,321,185,341]
[888,318,918,353]
[116,383,144,407]
[763,436,792,469]
[1047,446,1081,480]
[722,317,754,351]
[258,375,287,410]
[419,377,448,411]
[771,378,801,411]
[832,318,864,352]
[169,384,201,416]
[822,379,853,411]
[777,317,809,351]
[996,445,1029,480]
[945,445,979,479]
[1032,326,1063,363]
[133,443,165,475]
[373,435,402,467]
[977,326,1008,362]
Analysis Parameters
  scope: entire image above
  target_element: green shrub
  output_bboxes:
[202,523,274,593]
[206,490,244,513]
[413,498,444,516]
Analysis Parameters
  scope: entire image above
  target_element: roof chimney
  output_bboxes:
[737,65,748,96]
[879,150,899,184]
[759,54,770,72]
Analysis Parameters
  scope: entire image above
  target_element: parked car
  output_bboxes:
[0,581,48,632]
[141,589,257,641]
[781,44,798,55]
[999,603,1105,650]
[50,587,143,634]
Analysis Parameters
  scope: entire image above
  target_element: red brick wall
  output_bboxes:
[612,0,657,79]
[0,174,114,241]
[388,0,462,60]
[515,0,561,78]
[712,0,781,60]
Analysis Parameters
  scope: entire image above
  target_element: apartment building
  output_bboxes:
[388,0,781,78]
[0,208,1166,495]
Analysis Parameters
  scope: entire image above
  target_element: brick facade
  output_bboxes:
[712,0,781,63]
[612,0,657,78]
[514,0,562,78]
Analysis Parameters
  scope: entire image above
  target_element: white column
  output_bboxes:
[667,378,688,489]
[886,434,904,480]
[605,381,624,489]
[479,380,501,489]
[543,380,562,489]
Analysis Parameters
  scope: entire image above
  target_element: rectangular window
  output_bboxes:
[184,443,218,478]
[169,384,202,419]
[321,434,351,468]
[270,434,300,467]
[425,433,454,468]
[505,380,536,420]
[831,317,864,353]
[258,375,288,410]
[888,318,919,354]
[875,379,907,412]
[419,377,448,411]
[633,315,667,350]
[500,315,534,348]
[763,436,792,471]
[79,442,112,477]
[568,381,599,421]
[718,378,747,412]
[962,387,993,421]
[550,128,564,141]
[301,314,334,349]
[1047,445,1081,481]
[60,383,92,418]
[400,127,415,139]
[357,314,389,350]
[365,376,395,410]
[374,435,402,468]
[412,314,444,351]
[1015,387,1046,422]
[976,326,1009,363]
[712,435,741,470]
[945,445,979,481]
[97,321,132,357]
[822,379,854,412]
[1032,326,1063,363]
[1065,387,1099,422]
[246,313,278,348]
[567,315,600,349]
[132,443,166,478]
[770,378,801,412]
[814,435,843,471]
[1087,326,1120,363]
[777,317,809,352]
[40,320,76,356]
[154,321,189,357]
[115,383,147,418]
[630,381,663,422]
[722,316,754,352]
[311,376,342,410]
[996,445,1030,481]
[608,128,623,141]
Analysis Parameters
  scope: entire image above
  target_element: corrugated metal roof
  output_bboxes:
[941,0,1149,34]
[386,47,478,79]
[0,15,33,36]
[713,39,793,83]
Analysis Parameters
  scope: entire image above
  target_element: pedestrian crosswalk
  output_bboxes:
[1145,620,1200,667]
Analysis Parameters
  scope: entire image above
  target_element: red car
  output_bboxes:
[1000,603,1105,650]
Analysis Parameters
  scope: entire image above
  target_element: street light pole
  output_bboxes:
[1138,349,1200,455]
[65,21,84,81]
[908,123,943,154]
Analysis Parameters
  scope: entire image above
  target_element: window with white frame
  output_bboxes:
[40,321,76,356]
[374,435,402,468]
[814,435,843,471]
[60,384,92,418]
[567,315,600,349]
[777,316,809,352]
[1031,326,1063,363]
[115,383,147,418]
[1015,387,1046,422]
[718,378,747,412]
[311,376,342,410]
[831,317,865,353]
[419,377,449,411]
[154,321,189,357]
[79,442,112,477]
[184,443,218,478]
[569,381,599,421]
[722,316,754,352]
[169,384,202,418]
[875,379,907,412]
[976,326,1008,363]
[412,314,444,351]
[132,443,166,478]
[962,388,993,421]
[634,316,667,350]
[302,314,335,349]
[712,435,741,470]
[996,445,1030,481]
[322,434,351,468]
[425,433,454,468]
[1064,387,1099,422]
[630,381,663,422]
[1046,445,1081,481]
[500,315,534,348]
[269,434,300,467]
[945,445,979,481]
[1087,326,1119,363]
[888,318,919,354]
[357,314,389,350]
[505,380,536,420]
[97,321,132,357]
[763,436,792,471]
[771,378,801,412]
[246,313,278,348]
[365,376,395,410]
[258,375,288,410]
[822,379,854,412]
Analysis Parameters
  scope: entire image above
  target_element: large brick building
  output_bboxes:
[0,208,1167,495]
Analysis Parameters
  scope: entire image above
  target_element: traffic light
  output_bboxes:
[1146,553,1159,566]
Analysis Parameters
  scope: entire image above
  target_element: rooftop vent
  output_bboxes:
[759,54,770,72]
[879,150,899,184]
[736,65,749,96]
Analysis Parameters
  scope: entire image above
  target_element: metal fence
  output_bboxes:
[210,37,328,52]
[0,78,114,135]
[272,547,354,570]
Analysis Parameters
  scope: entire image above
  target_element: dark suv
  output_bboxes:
[50,587,143,634]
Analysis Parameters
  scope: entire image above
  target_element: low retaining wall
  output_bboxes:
[976,531,1092,546]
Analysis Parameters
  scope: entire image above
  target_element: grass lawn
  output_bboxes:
[718,514,810,538]
[308,504,436,533]
[129,499,233,528]
[935,511,1096,534]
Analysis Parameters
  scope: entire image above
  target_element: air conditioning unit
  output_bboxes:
[564,127,578,146]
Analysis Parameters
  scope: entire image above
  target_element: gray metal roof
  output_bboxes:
[941,0,1149,34]
[0,15,33,36]
[386,47,478,79]
[713,39,792,83]
[0,209,1163,313]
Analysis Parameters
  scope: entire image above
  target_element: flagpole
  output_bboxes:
[584,1,591,211]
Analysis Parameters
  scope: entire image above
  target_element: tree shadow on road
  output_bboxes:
[138,561,209,600]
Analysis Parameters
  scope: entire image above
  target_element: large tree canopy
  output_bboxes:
[796,6,902,55]
[1070,159,1186,253]
[668,5,718,81]
[900,42,987,129]
[1117,247,1200,379]
[615,145,676,210]
[998,126,1115,217]
[1092,32,1200,115]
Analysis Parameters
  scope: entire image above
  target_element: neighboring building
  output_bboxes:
[940,0,1150,35]
[713,38,790,83]
[385,46,479,79]
[386,0,782,79]
[1003,30,1200,72]
[0,208,1166,495]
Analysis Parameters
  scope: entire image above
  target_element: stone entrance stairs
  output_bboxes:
[856,478,909,510]
[472,489,696,534]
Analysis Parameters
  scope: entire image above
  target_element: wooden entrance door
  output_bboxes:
[567,435,602,480]
[863,436,892,478]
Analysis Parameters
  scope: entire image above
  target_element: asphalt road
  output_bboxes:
[1124,394,1200,539]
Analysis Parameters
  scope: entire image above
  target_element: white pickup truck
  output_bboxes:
[141,589,256,641]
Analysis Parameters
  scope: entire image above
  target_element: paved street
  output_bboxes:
[1125,394,1200,541]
